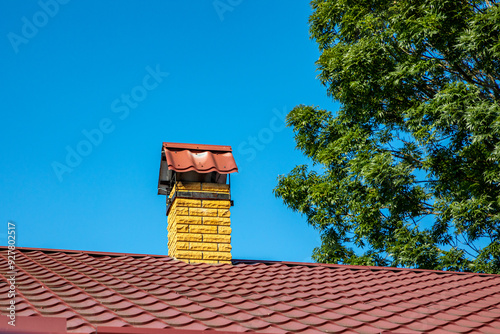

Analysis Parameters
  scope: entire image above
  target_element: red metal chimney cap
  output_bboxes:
[161,142,238,174]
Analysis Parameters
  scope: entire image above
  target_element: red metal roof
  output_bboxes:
[162,142,238,174]
[2,247,500,333]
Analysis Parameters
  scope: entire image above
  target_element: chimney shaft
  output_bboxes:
[158,142,238,264]
[167,182,232,263]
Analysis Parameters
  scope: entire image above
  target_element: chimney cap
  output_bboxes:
[158,142,238,195]
[163,142,233,152]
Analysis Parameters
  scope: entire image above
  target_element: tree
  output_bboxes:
[274,0,500,273]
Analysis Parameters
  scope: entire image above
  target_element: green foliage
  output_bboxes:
[274,0,500,273]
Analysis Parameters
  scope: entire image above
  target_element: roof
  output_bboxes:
[162,142,238,174]
[2,247,500,334]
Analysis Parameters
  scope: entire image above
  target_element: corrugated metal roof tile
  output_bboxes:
[2,247,500,334]
[163,142,238,174]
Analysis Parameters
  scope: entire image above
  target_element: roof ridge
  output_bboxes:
[0,246,169,258]
[232,259,500,277]
[2,247,499,278]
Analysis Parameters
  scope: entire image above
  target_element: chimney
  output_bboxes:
[158,142,238,264]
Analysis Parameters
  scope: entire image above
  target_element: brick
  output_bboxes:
[189,208,218,217]
[177,233,202,242]
[176,182,201,191]
[167,216,175,225]
[202,200,231,209]
[175,207,189,216]
[218,244,232,252]
[176,250,202,260]
[203,252,232,261]
[177,224,189,233]
[189,242,218,251]
[203,217,231,226]
[176,216,202,225]
[218,226,232,235]
[218,260,232,264]
[189,259,219,264]
[218,209,231,218]
[201,183,230,193]
[177,242,189,250]
[190,225,217,234]
[175,199,201,207]
[204,234,231,243]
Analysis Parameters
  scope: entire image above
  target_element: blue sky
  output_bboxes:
[0,0,339,262]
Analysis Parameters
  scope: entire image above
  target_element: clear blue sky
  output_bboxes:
[0,1,339,262]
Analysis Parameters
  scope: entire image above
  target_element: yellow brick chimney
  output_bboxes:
[167,182,232,263]
[157,142,238,264]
